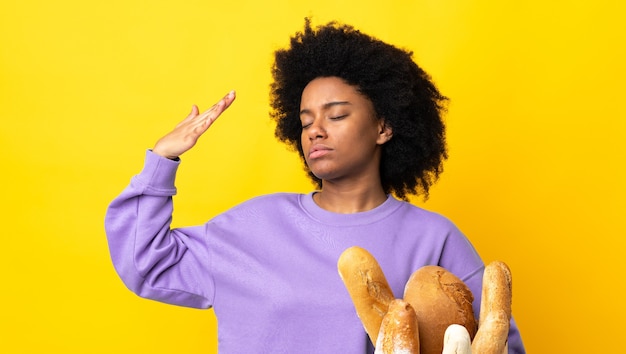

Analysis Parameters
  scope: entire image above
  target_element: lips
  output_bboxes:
[308,144,332,159]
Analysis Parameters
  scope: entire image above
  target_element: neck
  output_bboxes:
[313,182,387,214]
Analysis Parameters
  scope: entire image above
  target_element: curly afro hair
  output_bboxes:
[270,19,448,200]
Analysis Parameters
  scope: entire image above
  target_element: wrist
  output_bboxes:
[150,149,179,161]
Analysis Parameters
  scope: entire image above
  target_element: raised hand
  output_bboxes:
[152,90,236,159]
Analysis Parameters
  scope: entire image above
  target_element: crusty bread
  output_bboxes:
[403,266,477,354]
[442,324,471,354]
[471,309,509,354]
[479,261,512,327]
[337,246,395,346]
[472,261,513,354]
[374,299,420,354]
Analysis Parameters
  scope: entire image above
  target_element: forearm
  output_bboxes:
[104,150,211,308]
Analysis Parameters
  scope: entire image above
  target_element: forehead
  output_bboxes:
[300,77,368,108]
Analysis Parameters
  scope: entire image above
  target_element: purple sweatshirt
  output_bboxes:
[105,150,525,353]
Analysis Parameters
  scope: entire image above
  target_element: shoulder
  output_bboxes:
[393,199,459,231]
[217,192,304,218]
[206,192,309,232]
[239,192,302,207]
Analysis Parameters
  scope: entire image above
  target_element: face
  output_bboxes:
[299,76,392,184]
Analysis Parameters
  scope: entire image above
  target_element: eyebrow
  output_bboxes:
[300,101,351,116]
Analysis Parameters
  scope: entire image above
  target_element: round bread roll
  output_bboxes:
[374,299,420,354]
[403,265,477,354]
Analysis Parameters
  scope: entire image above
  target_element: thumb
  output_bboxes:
[188,104,200,118]
[176,105,200,128]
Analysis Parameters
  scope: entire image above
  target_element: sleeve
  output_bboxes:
[104,150,215,309]
[439,225,527,354]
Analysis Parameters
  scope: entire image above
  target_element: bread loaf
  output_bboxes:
[403,266,477,354]
[479,261,512,327]
[471,309,509,354]
[442,324,471,354]
[472,261,512,354]
[337,246,395,345]
[374,299,420,354]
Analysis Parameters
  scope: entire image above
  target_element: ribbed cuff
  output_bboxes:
[132,149,180,196]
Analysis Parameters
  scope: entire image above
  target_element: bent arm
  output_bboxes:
[104,150,214,308]
[441,227,526,354]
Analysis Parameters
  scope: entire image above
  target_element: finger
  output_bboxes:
[221,90,236,110]
[200,90,236,128]
[197,90,236,116]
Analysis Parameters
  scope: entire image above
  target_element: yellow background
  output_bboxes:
[1,0,624,353]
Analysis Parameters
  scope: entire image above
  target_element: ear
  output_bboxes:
[376,119,393,144]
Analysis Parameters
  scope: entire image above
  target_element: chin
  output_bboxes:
[307,163,336,180]
[309,169,336,182]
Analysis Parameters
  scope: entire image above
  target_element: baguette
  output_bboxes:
[374,299,420,354]
[442,324,471,354]
[337,246,395,345]
[479,261,512,327]
[471,309,509,354]
[472,260,513,354]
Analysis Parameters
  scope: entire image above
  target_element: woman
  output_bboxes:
[105,19,525,353]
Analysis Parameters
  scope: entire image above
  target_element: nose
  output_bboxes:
[306,118,327,140]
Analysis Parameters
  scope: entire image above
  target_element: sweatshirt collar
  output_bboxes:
[299,192,403,226]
